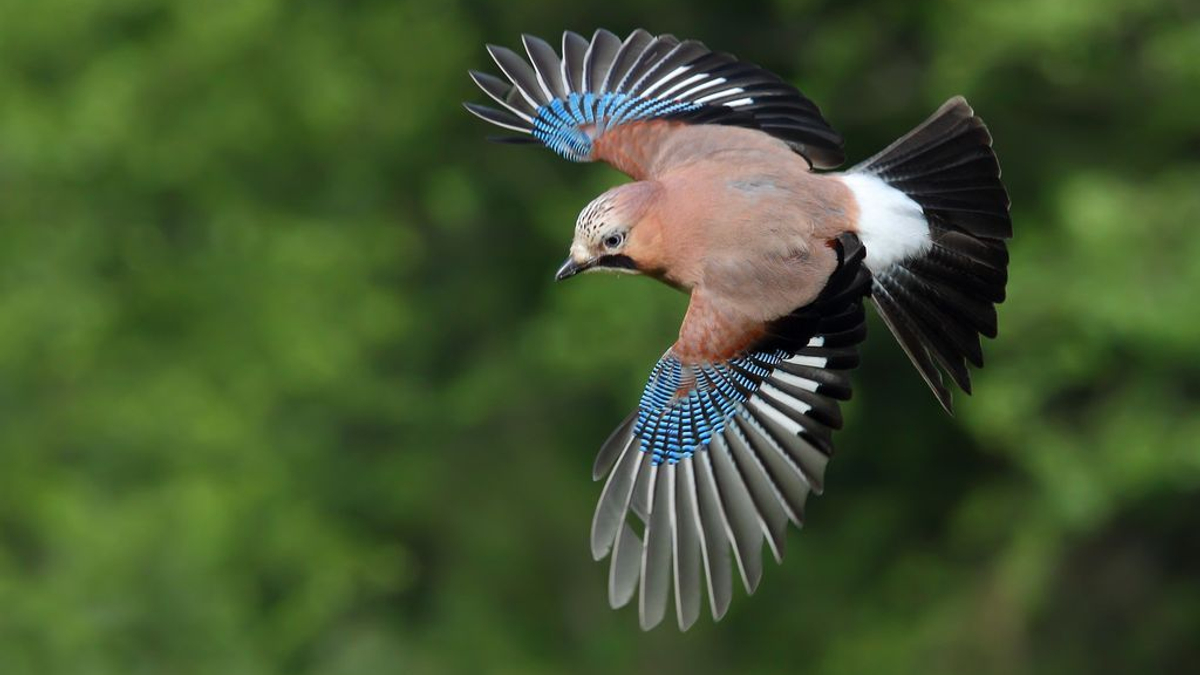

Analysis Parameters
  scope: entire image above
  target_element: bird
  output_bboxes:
[465,28,1011,631]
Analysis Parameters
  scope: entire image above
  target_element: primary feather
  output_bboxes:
[466,29,845,171]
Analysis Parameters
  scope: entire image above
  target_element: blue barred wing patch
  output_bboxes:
[634,348,789,465]
[533,93,700,162]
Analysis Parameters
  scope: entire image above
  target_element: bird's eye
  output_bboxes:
[602,233,624,250]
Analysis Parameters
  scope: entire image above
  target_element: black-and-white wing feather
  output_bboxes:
[466,28,845,168]
[591,233,871,629]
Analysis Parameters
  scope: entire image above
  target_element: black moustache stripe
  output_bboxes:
[595,254,638,271]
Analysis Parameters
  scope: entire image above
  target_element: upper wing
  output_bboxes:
[464,29,845,172]
[590,233,871,630]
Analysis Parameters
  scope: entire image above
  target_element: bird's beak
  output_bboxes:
[555,256,592,281]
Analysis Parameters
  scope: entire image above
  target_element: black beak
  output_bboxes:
[555,257,591,281]
[555,254,640,281]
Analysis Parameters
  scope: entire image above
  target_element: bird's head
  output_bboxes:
[555,182,661,281]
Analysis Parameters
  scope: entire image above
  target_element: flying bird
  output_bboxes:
[465,28,1011,630]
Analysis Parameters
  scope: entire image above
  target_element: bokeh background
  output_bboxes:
[1,0,1198,673]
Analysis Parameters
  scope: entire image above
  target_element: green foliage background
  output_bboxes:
[1,0,1198,673]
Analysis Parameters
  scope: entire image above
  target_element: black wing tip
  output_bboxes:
[467,68,501,84]
[461,101,491,117]
[933,383,956,415]
[462,101,535,137]
[940,95,976,121]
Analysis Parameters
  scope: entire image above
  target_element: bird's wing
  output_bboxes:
[465,29,845,175]
[591,233,871,630]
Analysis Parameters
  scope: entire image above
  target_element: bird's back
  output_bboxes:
[639,126,857,324]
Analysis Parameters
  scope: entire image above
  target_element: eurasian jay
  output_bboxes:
[466,28,1011,630]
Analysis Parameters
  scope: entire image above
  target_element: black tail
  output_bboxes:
[852,96,1012,413]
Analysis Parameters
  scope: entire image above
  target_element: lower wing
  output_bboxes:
[590,233,872,630]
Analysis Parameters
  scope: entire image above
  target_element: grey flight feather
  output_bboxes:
[708,432,765,594]
[522,34,567,100]
[692,449,734,619]
[672,459,703,630]
[721,415,790,561]
[638,464,673,630]
[590,435,641,560]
